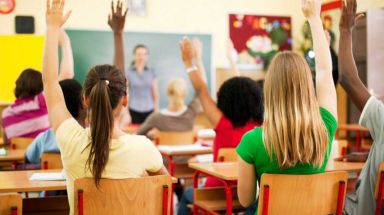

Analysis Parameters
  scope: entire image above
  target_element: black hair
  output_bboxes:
[217,77,263,128]
[59,79,83,119]
[14,68,43,99]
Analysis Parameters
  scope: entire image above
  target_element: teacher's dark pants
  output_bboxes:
[129,108,153,124]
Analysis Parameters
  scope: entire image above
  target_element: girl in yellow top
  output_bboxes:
[42,1,168,214]
[236,0,338,211]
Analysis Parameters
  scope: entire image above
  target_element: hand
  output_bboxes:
[301,0,321,20]
[192,38,203,60]
[339,0,364,32]
[46,0,71,28]
[226,39,236,62]
[179,37,195,68]
[108,0,128,34]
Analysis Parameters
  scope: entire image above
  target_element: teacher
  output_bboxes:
[108,1,159,124]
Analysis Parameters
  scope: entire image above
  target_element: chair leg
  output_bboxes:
[262,185,270,215]
[78,189,84,215]
[375,172,384,215]
[336,181,346,215]
[11,206,17,215]
[162,185,169,215]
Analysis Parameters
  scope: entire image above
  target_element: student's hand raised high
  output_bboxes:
[46,0,71,28]
[301,0,321,21]
[179,37,195,68]
[192,38,203,61]
[340,0,364,32]
[108,0,128,34]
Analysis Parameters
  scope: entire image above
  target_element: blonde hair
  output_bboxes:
[263,51,328,168]
[167,78,187,109]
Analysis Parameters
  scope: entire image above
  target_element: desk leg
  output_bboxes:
[193,171,200,215]
[164,154,175,215]
[223,182,233,215]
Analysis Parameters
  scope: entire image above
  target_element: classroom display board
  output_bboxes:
[0,35,44,102]
[66,30,212,109]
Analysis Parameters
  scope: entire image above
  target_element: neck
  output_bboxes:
[167,102,184,112]
[135,64,145,72]
[112,114,125,138]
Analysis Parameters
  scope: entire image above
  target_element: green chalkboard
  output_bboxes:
[66,30,212,109]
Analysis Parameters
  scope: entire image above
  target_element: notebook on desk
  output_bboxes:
[157,144,211,153]
[29,171,66,181]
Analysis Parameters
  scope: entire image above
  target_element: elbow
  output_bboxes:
[237,186,254,208]
[238,194,253,208]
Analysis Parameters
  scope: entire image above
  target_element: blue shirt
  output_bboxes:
[125,66,156,112]
[25,129,59,164]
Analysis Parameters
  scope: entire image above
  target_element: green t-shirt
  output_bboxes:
[236,107,338,182]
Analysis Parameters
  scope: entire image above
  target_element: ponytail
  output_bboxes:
[86,80,114,186]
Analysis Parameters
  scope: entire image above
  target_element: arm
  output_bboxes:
[108,0,128,71]
[42,0,72,131]
[339,0,370,112]
[58,29,74,80]
[237,157,257,207]
[180,37,222,127]
[193,38,207,83]
[227,39,240,76]
[302,0,337,119]
[152,79,159,112]
[147,165,170,176]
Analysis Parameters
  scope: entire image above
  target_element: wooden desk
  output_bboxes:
[0,169,66,193]
[336,124,370,151]
[0,149,25,162]
[189,161,365,215]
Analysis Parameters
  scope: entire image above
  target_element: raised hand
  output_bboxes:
[301,0,321,20]
[108,0,128,34]
[340,0,364,32]
[179,37,195,68]
[192,38,202,61]
[46,0,71,28]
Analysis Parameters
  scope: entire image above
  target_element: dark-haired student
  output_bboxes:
[1,29,74,144]
[25,79,85,164]
[42,1,168,214]
[339,0,383,214]
[109,1,159,124]
[177,38,264,215]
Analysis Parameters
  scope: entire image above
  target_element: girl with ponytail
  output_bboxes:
[42,1,168,214]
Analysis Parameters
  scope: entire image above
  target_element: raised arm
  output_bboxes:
[302,0,337,119]
[58,29,74,80]
[108,0,128,71]
[339,0,369,112]
[192,38,207,83]
[42,0,72,131]
[180,37,222,127]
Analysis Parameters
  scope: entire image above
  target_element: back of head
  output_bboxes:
[59,79,83,121]
[14,68,43,99]
[263,51,328,168]
[217,77,263,128]
[83,65,127,186]
[167,78,187,109]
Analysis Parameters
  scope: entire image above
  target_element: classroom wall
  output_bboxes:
[0,0,382,67]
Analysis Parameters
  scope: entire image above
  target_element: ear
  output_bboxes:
[83,95,90,108]
[122,94,128,107]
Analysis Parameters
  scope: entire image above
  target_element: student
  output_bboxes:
[109,1,159,124]
[339,0,382,214]
[136,39,205,136]
[1,29,74,144]
[236,0,338,211]
[25,79,85,164]
[42,1,168,214]
[178,38,264,215]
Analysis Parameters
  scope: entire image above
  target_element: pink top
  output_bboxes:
[2,92,49,143]
[205,116,260,187]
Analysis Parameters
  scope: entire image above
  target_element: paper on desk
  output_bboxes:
[197,129,216,138]
[195,154,213,163]
[157,144,210,153]
[29,171,66,181]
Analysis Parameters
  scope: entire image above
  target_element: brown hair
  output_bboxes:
[263,51,328,168]
[83,65,127,186]
[14,68,43,99]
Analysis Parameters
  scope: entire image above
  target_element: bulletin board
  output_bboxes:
[0,35,44,102]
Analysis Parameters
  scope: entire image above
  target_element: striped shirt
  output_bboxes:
[2,92,49,143]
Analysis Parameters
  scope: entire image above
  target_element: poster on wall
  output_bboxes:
[229,14,292,70]
[321,0,342,52]
[126,0,146,16]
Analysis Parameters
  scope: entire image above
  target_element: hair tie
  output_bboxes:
[100,78,109,86]
[105,80,110,86]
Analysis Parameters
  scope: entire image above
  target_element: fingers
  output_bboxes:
[63,10,72,23]
[111,1,115,14]
[124,8,128,17]
[60,0,65,10]
[47,0,51,10]
[355,13,365,22]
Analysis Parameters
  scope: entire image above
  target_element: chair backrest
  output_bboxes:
[155,131,196,146]
[74,175,172,215]
[41,152,63,170]
[0,194,22,215]
[374,162,384,214]
[258,171,348,215]
[217,148,237,162]
[10,137,34,150]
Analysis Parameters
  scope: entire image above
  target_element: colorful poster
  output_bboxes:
[229,14,292,70]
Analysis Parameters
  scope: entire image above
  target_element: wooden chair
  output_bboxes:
[258,171,348,215]
[0,194,22,215]
[10,137,34,150]
[375,162,384,215]
[217,148,237,162]
[41,152,63,170]
[74,175,172,215]
[155,131,196,146]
